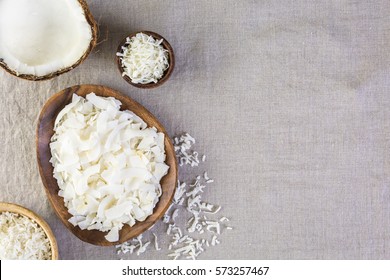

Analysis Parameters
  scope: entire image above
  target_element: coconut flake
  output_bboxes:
[105,226,119,242]
[50,93,169,242]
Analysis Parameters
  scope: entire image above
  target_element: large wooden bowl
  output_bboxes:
[0,202,59,259]
[36,85,177,246]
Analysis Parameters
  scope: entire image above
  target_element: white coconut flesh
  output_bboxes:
[0,0,93,77]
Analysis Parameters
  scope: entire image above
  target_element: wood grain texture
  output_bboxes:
[0,202,59,260]
[36,85,178,246]
[116,31,175,89]
[0,0,98,81]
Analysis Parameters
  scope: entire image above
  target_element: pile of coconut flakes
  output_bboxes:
[116,133,232,259]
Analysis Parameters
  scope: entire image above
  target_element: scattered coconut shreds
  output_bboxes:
[173,133,200,167]
[172,209,179,222]
[163,214,170,224]
[116,133,232,259]
[164,173,232,259]
[116,234,144,256]
[211,235,220,246]
[173,182,186,205]
[137,242,150,256]
[153,233,161,251]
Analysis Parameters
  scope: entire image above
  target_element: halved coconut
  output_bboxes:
[0,0,97,81]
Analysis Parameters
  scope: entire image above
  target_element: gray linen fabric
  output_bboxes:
[1,0,390,259]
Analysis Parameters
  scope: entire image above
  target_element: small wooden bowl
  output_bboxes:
[0,202,59,260]
[36,85,178,246]
[116,31,175,89]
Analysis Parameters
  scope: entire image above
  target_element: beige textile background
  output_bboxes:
[1,0,390,259]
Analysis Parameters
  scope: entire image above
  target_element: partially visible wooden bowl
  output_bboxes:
[36,84,177,246]
[116,31,175,89]
[0,202,59,260]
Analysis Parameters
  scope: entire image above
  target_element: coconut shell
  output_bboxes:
[0,0,98,81]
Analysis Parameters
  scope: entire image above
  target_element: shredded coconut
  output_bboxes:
[173,133,200,167]
[171,209,179,222]
[137,241,150,256]
[153,233,161,251]
[211,235,219,246]
[0,212,52,260]
[116,234,147,256]
[117,32,169,84]
[116,132,232,259]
